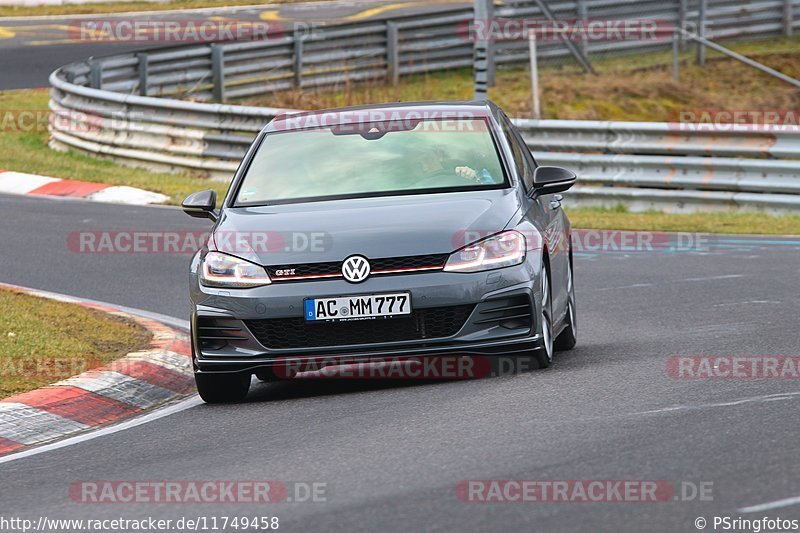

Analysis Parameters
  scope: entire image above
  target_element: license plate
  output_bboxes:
[304,292,411,322]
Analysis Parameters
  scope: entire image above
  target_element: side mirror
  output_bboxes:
[531,166,577,196]
[182,190,218,222]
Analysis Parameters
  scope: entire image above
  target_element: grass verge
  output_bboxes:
[567,207,800,235]
[247,35,800,121]
[0,287,152,398]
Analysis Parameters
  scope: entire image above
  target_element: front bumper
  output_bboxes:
[190,260,544,374]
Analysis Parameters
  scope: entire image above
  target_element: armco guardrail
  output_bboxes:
[59,0,799,102]
[48,0,800,212]
[49,74,800,212]
[514,119,800,159]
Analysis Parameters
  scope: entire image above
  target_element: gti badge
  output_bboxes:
[342,255,371,283]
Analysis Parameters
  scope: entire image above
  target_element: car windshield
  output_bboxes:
[234,116,507,205]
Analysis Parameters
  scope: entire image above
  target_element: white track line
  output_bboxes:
[592,283,654,291]
[630,392,800,417]
[0,396,202,465]
[738,495,800,513]
[681,274,745,282]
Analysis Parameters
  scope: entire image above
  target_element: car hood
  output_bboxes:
[213,189,521,266]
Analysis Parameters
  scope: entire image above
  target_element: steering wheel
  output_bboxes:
[411,168,474,188]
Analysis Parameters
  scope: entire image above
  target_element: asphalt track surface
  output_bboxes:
[4,0,799,529]
[0,0,467,89]
[1,192,800,531]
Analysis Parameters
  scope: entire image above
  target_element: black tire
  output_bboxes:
[534,259,554,369]
[554,251,577,351]
[195,372,251,404]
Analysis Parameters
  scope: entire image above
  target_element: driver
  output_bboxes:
[412,146,495,185]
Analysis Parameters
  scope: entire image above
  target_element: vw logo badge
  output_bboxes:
[342,255,370,283]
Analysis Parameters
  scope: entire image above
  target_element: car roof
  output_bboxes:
[264,100,498,133]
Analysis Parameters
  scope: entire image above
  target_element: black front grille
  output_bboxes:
[475,295,533,329]
[196,317,249,351]
[266,253,448,281]
[245,304,474,349]
[371,254,448,272]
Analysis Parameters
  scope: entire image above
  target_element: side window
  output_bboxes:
[499,114,534,190]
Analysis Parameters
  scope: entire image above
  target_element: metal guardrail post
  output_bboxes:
[678,0,687,51]
[783,0,794,36]
[485,0,495,87]
[672,31,680,81]
[474,46,489,100]
[473,0,490,100]
[387,22,400,86]
[89,60,102,90]
[529,31,541,119]
[576,0,588,58]
[294,34,304,88]
[137,53,148,97]
[697,0,707,66]
[211,44,226,103]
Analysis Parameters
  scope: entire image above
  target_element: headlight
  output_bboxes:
[444,230,526,273]
[200,251,271,288]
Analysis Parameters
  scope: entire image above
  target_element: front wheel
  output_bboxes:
[534,260,554,369]
[195,372,251,404]
[554,252,577,351]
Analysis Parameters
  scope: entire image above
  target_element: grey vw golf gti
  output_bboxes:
[183,101,578,403]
